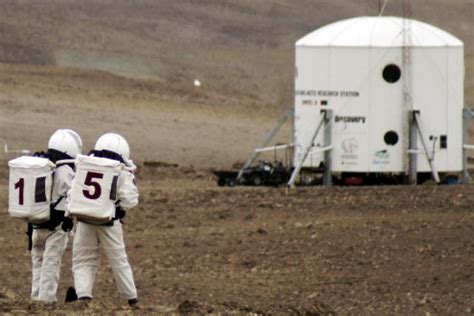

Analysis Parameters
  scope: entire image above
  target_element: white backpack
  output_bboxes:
[8,156,55,224]
[67,154,122,224]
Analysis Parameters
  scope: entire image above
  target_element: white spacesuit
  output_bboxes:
[31,129,82,302]
[70,133,139,305]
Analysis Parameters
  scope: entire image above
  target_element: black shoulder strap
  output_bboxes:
[27,223,33,251]
[51,196,64,210]
[56,161,75,171]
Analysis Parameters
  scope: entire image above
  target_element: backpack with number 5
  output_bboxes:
[8,156,55,224]
[67,154,122,224]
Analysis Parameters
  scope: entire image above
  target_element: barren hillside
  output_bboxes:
[0,0,472,167]
[1,0,472,103]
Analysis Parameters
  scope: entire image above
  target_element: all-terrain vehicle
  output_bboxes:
[213,160,291,187]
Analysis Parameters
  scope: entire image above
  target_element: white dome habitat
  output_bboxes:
[293,16,464,175]
[296,16,463,48]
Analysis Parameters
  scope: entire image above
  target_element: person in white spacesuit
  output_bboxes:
[30,129,82,302]
[69,133,139,307]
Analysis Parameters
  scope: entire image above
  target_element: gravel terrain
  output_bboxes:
[1,166,473,314]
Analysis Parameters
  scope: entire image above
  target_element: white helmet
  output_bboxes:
[48,129,83,158]
[94,133,130,161]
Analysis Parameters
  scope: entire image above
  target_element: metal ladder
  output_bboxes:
[287,108,333,189]
[408,110,440,184]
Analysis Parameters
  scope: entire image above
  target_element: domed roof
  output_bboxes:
[296,16,463,48]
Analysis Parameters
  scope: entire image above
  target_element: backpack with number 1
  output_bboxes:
[8,156,55,224]
[68,154,122,224]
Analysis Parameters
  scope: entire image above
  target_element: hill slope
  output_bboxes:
[0,0,472,106]
[0,0,472,167]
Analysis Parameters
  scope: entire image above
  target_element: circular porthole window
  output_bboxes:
[384,131,399,146]
[382,64,401,83]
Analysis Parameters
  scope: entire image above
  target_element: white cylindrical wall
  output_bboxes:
[294,44,464,174]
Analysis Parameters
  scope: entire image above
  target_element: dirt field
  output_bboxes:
[0,62,292,170]
[0,165,473,315]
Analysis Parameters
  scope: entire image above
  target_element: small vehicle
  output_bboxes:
[213,170,239,187]
[213,160,292,187]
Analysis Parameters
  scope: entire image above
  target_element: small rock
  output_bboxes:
[256,228,267,235]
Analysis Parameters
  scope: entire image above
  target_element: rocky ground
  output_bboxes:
[0,165,473,315]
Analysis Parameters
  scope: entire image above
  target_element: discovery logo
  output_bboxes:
[334,116,366,124]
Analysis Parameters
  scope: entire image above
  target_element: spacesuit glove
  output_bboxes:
[61,217,74,232]
[115,205,126,220]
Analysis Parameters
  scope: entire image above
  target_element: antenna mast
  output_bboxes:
[378,0,388,16]
[403,0,414,179]
[402,0,412,109]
